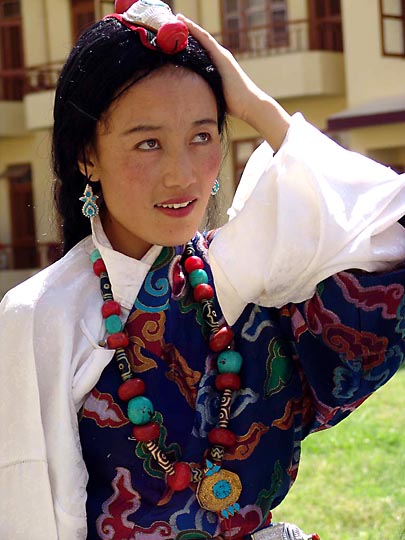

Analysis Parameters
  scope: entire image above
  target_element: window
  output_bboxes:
[0,0,24,100]
[308,0,343,52]
[221,0,288,53]
[380,0,405,56]
[71,0,96,42]
[232,137,263,188]
[5,164,38,269]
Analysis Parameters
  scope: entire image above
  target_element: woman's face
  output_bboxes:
[87,65,222,259]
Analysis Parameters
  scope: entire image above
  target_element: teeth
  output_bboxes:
[157,201,192,209]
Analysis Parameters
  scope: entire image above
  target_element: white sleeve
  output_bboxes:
[209,113,405,325]
[0,294,59,540]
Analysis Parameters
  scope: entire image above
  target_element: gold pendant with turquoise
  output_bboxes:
[196,460,242,518]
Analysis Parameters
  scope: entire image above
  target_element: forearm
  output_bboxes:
[241,89,291,152]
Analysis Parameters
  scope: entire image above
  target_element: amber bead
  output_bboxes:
[93,258,107,276]
[193,283,214,302]
[107,332,129,349]
[215,373,241,391]
[209,326,234,352]
[184,255,204,274]
[208,427,237,448]
[166,461,192,491]
[102,300,121,318]
[118,378,145,401]
[132,421,160,442]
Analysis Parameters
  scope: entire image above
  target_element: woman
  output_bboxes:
[0,2,404,539]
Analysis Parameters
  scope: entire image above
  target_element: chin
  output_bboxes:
[158,227,199,248]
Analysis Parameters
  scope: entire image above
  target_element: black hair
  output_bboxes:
[52,17,227,254]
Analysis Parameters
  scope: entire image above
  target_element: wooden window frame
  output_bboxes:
[380,0,405,57]
[308,0,343,52]
[0,0,24,100]
[220,0,289,54]
[71,0,96,43]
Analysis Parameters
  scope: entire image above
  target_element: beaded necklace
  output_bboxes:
[91,240,243,520]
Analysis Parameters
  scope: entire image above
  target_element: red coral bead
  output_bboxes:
[184,255,204,274]
[101,300,121,318]
[166,462,192,491]
[118,378,145,401]
[209,326,234,352]
[311,535,321,540]
[193,283,214,302]
[215,373,241,391]
[156,21,189,54]
[132,421,160,442]
[93,258,106,276]
[107,332,129,349]
[208,427,237,448]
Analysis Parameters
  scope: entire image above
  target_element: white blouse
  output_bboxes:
[0,114,404,540]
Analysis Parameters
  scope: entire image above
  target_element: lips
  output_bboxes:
[155,200,194,209]
[154,197,197,217]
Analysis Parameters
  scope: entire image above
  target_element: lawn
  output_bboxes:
[273,367,405,540]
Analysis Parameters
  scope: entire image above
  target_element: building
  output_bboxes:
[0,0,404,297]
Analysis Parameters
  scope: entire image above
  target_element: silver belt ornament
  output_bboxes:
[251,522,320,540]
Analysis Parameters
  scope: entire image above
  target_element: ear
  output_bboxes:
[77,146,100,181]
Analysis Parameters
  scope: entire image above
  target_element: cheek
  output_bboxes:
[204,148,222,180]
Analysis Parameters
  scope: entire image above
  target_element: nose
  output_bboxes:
[162,149,196,190]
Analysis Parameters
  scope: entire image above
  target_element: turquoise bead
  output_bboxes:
[127,396,154,425]
[217,350,243,374]
[105,314,122,334]
[90,249,102,263]
[189,269,208,287]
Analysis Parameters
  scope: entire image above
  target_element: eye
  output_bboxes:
[136,139,161,150]
[192,132,211,144]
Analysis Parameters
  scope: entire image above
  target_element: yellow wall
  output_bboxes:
[0,132,57,244]
[341,0,405,107]
[22,0,72,67]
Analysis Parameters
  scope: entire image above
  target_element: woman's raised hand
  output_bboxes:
[177,14,291,151]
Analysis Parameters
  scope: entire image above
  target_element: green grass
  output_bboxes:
[273,368,405,539]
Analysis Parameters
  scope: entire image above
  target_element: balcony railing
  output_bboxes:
[0,62,63,101]
[0,242,62,271]
[213,18,343,59]
[0,68,25,100]
[0,18,343,101]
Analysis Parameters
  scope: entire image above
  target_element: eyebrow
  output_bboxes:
[122,118,218,136]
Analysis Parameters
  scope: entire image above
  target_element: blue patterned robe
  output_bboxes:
[79,233,405,539]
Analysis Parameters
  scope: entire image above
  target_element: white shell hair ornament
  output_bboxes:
[106,0,189,54]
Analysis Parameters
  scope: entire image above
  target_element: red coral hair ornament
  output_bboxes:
[105,0,188,54]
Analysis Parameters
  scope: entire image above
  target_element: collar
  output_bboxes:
[90,216,163,310]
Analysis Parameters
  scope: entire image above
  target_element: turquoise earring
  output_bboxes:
[211,178,220,196]
[80,184,99,218]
